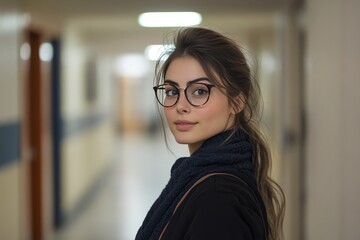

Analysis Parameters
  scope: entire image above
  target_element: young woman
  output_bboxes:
[136,27,285,240]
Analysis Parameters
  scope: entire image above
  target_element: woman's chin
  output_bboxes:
[173,137,189,145]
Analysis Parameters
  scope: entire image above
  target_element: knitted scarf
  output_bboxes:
[135,129,254,240]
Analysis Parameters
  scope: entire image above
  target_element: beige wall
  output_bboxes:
[276,10,303,240]
[305,0,360,239]
[61,27,115,216]
[0,6,22,240]
[62,122,114,215]
[0,165,20,240]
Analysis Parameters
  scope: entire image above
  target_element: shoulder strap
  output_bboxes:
[159,173,218,239]
[174,173,224,212]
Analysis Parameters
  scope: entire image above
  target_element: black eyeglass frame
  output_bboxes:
[153,82,215,107]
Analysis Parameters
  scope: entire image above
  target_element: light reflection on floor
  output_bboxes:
[54,132,188,240]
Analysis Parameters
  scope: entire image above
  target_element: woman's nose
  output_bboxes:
[176,90,191,113]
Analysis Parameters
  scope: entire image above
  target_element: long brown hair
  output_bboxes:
[154,27,285,240]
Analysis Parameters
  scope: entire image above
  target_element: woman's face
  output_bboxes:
[164,56,236,154]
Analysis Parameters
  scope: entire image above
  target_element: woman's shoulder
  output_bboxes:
[162,173,267,240]
[190,173,268,230]
[187,173,261,210]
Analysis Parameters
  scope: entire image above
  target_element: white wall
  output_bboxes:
[305,0,360,239]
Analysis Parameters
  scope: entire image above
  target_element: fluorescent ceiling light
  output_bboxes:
[145,44,174,61]
[138,12,202,27]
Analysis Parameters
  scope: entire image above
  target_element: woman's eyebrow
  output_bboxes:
[164,79,179,86]
[164,77,210,86]
[187,77,210,85]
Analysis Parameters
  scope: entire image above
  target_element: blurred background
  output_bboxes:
[0,0,359,239]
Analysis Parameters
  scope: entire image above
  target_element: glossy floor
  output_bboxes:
[54,132,188,240]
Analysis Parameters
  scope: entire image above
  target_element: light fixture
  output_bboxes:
[138,12,202,27]
[20,42,31,60]
[39,42,53,62]
[144,44,174,61]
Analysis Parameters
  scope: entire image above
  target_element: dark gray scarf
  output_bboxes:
[135,129,254,240]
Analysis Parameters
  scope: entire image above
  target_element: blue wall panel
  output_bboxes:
[0,122,20,168]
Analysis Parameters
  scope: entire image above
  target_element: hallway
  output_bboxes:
[1,0,360,239]
[53,133,188,240]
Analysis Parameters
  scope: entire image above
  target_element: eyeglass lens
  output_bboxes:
[155,83,211,107]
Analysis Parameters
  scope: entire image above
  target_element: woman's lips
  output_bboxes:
[174,121,197,131]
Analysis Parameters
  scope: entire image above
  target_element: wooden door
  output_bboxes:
[21,29,52,240]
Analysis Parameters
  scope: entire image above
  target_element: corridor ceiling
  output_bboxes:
[24,0,301,21]
[22,0,302,55]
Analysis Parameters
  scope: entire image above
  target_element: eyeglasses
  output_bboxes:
[153,82,215,107]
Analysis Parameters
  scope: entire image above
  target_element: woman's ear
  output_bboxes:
[231,93,245,115]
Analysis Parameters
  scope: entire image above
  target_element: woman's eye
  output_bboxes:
[165,89,178,96]
[193,88,208,96]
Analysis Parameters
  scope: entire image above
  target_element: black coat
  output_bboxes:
[160,173,268,240]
